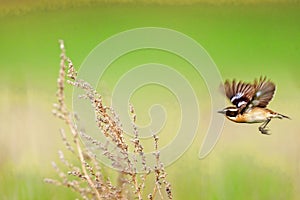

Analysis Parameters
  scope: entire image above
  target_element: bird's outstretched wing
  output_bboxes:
[250,76,276,107]
[224,79,255,109]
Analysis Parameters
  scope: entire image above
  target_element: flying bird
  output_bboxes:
[218,76,290,134]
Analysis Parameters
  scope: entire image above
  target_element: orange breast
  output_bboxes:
[227,107,271,123]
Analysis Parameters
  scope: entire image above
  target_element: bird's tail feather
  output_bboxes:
[276,113,291,120]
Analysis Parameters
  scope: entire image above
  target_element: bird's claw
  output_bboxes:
[259,127,271,135]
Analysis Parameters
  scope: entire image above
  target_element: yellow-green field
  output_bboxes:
[0,1,300,199]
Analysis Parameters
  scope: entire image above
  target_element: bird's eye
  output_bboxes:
[227,110,237,117]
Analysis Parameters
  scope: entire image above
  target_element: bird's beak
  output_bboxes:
[217,110,226,114]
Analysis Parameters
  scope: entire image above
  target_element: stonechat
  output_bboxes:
[218,76,290,134]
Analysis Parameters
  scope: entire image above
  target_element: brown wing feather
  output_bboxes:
[252,76,276,107]
[224,79,255,108]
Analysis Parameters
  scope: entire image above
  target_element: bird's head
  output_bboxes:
[218,107,239,120]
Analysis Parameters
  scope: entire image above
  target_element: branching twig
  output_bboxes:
[45,40,173,200]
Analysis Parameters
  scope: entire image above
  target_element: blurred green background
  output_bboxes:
[0,0,300,199]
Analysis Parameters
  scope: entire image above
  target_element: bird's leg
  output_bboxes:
[259,118,271,134]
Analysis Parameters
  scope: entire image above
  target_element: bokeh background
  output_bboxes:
[0,0,300,199]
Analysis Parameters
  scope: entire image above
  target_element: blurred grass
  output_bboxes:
[0,1,300,199]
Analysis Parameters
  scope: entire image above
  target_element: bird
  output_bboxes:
[218,76,290,134]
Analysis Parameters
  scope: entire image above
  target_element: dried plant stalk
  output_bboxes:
[45,40,173,200]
